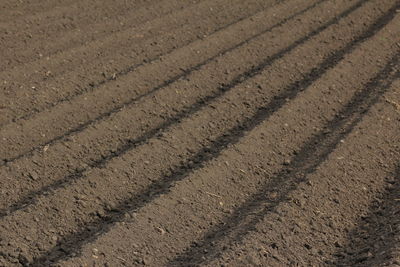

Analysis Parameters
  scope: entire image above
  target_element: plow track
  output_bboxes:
[0,0,399,266]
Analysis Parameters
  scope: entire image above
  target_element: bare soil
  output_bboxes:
[0,0,399,266]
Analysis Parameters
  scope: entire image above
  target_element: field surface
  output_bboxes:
[1,0,400,266]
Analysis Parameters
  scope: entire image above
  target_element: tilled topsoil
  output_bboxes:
[0,0,399,266]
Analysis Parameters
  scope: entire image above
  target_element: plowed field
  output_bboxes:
[1,0,400,266]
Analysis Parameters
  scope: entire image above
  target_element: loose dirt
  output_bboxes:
[0,0,399,266]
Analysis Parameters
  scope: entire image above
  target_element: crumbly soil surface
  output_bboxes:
[0,0,399,266]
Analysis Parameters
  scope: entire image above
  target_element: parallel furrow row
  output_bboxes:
[0,0,399,265]
[0,0,206,71]
[57,12,400,267]
[176,60,400,267]
[0,0,272,115]
[0,0,321,161]
[0,0,379,213]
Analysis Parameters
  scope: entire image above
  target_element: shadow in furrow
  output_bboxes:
[7,0,262,124]
[29,7,399,266]
[333,165,400,266]
[0,0,327,163]
[0,0,371,219]
[169,54,400,267]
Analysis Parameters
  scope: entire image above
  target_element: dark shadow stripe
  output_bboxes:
[29,3,398,266]
[169,54,400,267]
[0,0,363,218]
[1,0,282,127]
[0,0,325,164]
[332,165,400,266]
[0,0,208,92]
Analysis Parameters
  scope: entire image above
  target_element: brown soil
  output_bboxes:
[0,0,399,266]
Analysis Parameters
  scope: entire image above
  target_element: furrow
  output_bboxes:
[0,0,217,72]
[0,0,265,117]
[0,1,398,265]
[0,0,354,162]
[335,162,400,266]
[0,0,376,212]
[53,17,400,267]
[175,60,400,267]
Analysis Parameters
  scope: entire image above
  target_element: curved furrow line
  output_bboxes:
[0,0,231,94]
[0,0,371,212]
[56,19,400,267]
[0,1,397,265]
[1,0,219,88]
[171,57,400,267]
[0,0,378,217]
[0,0,352,162]
[0,0,279,126]
[205,75,400,267]
[0,0,206,72]
[203,77,400,267]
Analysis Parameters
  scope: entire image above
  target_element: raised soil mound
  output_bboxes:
[0,0,399,266]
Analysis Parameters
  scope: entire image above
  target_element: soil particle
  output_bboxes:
[0,0,399,266]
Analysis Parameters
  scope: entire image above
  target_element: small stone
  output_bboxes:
[156,227,166,235]
[269,192,278,199]
[29,172,39,181]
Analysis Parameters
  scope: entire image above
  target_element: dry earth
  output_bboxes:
[0,0,400,266]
